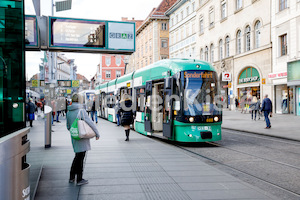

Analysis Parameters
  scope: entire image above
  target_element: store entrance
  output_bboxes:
[238,86,260,109]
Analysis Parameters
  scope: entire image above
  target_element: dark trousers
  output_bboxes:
[70,151,86,182]
[251,110,257,119]
[264,111,271,127]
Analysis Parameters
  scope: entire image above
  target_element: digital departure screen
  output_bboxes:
[25,16,38,47]
[50,17,105,48]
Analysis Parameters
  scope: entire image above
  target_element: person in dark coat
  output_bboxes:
[235,97,239,111]
[66,94,100,186]
[119,94,134,141]
[28,98,36,127]
[90,97,98,123]
[261,94,272,129]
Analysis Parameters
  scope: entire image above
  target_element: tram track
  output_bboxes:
[174,143,300,199]
[152,130,300,199]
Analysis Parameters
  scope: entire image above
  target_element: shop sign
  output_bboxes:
[268,72,287,79]
[239,76,259,84]
[262,78,266,84]
[222,72,231,81]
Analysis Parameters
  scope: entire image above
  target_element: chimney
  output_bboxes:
[132,17,135,20]
[121,17,128,21]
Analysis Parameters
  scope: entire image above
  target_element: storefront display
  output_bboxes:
[287,60,300,116]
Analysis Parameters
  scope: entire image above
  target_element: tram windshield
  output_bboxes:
[182,70,221,116]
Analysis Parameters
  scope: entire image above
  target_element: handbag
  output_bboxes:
[77,110,96,139]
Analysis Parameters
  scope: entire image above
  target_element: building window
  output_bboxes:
[115,56,121,66]
[225,36,230,57]
[192,47,195,58]
[279,0,287,11]
[150,57,152,64]
[199,18,204,34]
[145,42,148,53]
[245,26,251,51]
[192,2,195,11]
[186,6,190,16]
[280,34,287,56]
[210,44,214,62]
[255,21,261,48]
[205,46,209,61]
[236,30,242,54]
[209,8,214,28]
[186,23,190,37]
[219,39,223,60]
[200,48,204,60]
[105,56,111,66]
[149,39,152,50]
[176,15,178,23]
[105,70,111,78]
[181,11,184,20]
[221,0,227,19]
[116,70,121,78]
[171,18,174,27]
[161,23,167,30]
[161,39,168,48]
[161,55,168,59]
[236,0,242,10]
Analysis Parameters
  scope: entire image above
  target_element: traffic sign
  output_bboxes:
[31,80,38,87]
[72,80,79,87]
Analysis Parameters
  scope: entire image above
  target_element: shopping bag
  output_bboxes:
[70,112,81,140]
[28,113,35,121]
[78,120,96,139]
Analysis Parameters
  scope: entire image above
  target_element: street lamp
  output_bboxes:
[123,56,129,75]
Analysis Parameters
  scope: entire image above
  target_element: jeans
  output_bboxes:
[264,111,271,127]
[251,110,257,119]
[70,151,86,182]
[116,113,120,126]
[56,111,61,122]
[91,111,98,123]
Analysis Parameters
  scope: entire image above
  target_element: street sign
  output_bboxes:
[67,89,72,94]
[57,80,71,87]
[72,80,79,87]
[31,80,38,87]
[56,0,72,12]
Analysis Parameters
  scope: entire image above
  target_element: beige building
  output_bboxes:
[196,0,272,109]
[271,0,300,115]
[126,0,177,73]
[166,0,197,59]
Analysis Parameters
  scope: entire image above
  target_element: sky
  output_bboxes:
[25,0,162,80]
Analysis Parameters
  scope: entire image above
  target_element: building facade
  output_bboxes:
[195,0,272,109]
[271,0,300,115]
[166,0,197,59]
[126,0,177,73]
[97,54,127,84]
[56,53,71,80]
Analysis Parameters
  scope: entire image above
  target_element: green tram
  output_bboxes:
[95,59,222,142]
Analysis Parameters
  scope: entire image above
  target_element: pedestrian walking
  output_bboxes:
[66,93,100,186]
[115,99,121,126]
[261,94,272,129]
[250,96,259,120]
[119,94,134,141]
[27,98,36,127]
[90,97,98,123]
[235,97,239,112]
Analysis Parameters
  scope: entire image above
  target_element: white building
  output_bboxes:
[166,0,196,59]
[56,53,71,80]
[195,0,272,109]
[271,0,300,115]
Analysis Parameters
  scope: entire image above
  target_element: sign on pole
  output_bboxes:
[56,0,72,12]
[72,80,79,87]
[31,80,39,87]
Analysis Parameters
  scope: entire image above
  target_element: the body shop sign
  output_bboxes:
[108,22,135,51]
[238,67,260,84]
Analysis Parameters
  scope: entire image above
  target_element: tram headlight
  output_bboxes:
[214,117,219,122]
[189,117,194,122]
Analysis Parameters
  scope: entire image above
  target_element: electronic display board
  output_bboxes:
[57,80,71,87]
[50,17,105,49]
[25,15,39,48]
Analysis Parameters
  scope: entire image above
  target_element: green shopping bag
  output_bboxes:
[70,118,81,140]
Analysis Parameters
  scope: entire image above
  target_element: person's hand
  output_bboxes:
[96,137,100,140]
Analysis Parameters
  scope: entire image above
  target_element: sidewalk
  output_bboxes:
[222,110,300,142]
[27,117,278,200]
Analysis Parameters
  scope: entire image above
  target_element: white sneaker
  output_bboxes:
[77,179,88,186]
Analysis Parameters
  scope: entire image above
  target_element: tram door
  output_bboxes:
[163,77,173,138]
[144,81,153,132]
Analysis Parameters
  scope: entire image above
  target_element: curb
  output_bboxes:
[222,127,300,142]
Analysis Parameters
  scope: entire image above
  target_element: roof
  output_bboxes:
[76,73,88,81]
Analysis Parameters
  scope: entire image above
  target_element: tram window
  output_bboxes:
[136,87,145,112]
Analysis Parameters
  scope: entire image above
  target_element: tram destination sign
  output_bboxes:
[49,17,135,54]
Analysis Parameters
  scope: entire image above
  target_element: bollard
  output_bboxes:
[44,105,52,148]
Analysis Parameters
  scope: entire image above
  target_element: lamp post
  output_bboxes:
[123,56,129,75]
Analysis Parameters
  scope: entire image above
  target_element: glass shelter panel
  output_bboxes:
[0,0,26,138]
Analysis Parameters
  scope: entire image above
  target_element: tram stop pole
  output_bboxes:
[44,105,52,148]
